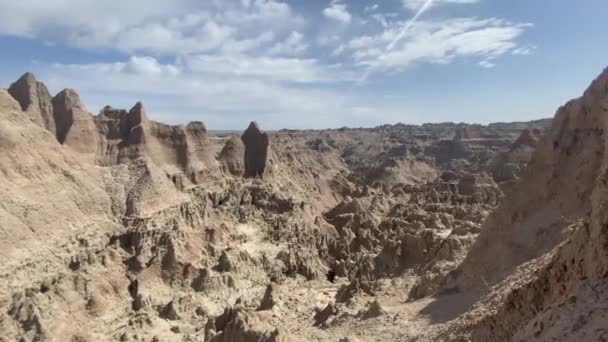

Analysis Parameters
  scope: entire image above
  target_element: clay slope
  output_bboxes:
[433,68,608,341]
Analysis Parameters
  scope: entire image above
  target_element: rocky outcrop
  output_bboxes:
[5,75,218,182]
[8,72,56,134]
[95,102,220,187]
[52,89,99,159]
[183,121,216,172]
[219,136,246,176]
[94,103,153,165]
[434,68,608,341]
[242,122,269,178]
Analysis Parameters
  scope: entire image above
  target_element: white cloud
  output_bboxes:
[343,18,530,74]
[364,4,380,13]
[268,31,308,56]
[0,0,197,38]
[401,0,479,11]
[110,20,236,54]
[123,56,181,76]
[323,1,352,24]
[0,0,301,54]
[479,60,496,68]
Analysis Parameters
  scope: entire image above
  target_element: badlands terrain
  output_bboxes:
[0,68,607,342]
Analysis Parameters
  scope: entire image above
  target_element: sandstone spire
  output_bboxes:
[241,121,269,178]
[124,101,148,145]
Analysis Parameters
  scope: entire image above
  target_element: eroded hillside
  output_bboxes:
[2,69,606,342]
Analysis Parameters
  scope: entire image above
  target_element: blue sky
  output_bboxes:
[0,0,606,129]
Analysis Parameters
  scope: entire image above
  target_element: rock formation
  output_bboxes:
[7,72,56,134]
[6,69,608,342]
[429,67,608,341]
[219,136,246,176]
[52,88,99,159]
[242,121,269,178]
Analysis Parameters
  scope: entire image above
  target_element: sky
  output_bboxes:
[0,0,606,130]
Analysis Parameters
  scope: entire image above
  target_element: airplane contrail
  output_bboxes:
[357,0,434,84]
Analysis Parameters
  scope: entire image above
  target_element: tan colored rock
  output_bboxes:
[3,71,581,342]
[52,89,99,159]
[8,72,56,134]
[219,136,245,176]
[434,68,608,341]
[183,121,216,170]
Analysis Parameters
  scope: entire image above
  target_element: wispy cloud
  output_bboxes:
[343,17,531,78]
[268,31,308,56]
[323,0,352,24]
[358,0,434,82]
[364,4,380,13]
